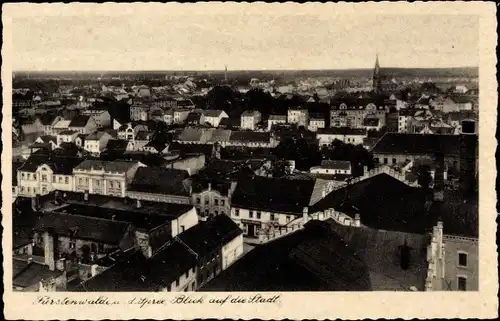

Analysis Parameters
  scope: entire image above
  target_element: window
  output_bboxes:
[181,225,185,233]
[257,212,261,219]
[27,187,31,193]
[85,178,89,184]
[98,243,104,253]
[52,175,56,182]
[175,279,180,287]
[458,253,468,267]
[249,211,253,218]
[69,240,76,249]
[205,198,209,205]
[326,169,329,173]
[41,174,47,182]
[79,178,82,184]
[286,216,291,223]
[384,158,388,164]
[235,209,240,217]
[458,276,467,291]
[116,182,120,188]
[214,210,218,216]
[96,180,100,186]
[58,176,62,183]
[221,211,225,215]
[110,181,113,188]
[392,158,397,165]
[270,214,275,221]
[33,174,37,180]
[196,198,200,204]
[214,199,219,206]
[22,173,25,179]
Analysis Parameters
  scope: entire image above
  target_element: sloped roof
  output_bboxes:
[318,160,351,170]
[371,132,475,156]
[231,176,315,215]
[201,220,371,291]
[34,211,131,245]
[13,260,64,289]
[178,214,242,257]
[18,154,84,175]
[318,127,367,136]
[128,167,190,196]
[203,109,225,118]
[74,160,138,173]
[69,115,91,128]
[229,131,270,143]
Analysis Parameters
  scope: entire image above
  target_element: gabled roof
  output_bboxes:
[18,154,84,175]
[231,176,316,215]
[241,110,261,117]
[38,114,60,126]
[317,127,367,136]
[178,214,242,257]
[85,131,110,141]
[229,131,270,143]
[202,109,226,118]
[69,115,92,128]
[34,211,131,245]
[201,220,371,291]
[13,260,64,289]
[74,160,139,173]
[104,139,129,151]
[128,167,190,196]
[371,132,475,156]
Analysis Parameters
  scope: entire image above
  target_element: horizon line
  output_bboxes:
[13,66,479,73]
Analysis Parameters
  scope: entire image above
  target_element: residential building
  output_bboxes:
[187,111,205,126]
[308,116,325,132]
[267,114,287,131]
[68,115,97,135]
[192,180,237,219]
[310,160,352,176]
[240,110,262,130]
[117,123,148,142]
[83,132,112,156]
[173,109,191,124]
[317,127,367,146]
[202,110,229,127]
[398,110,414,133]
[38,114,63,135]
[287,108,309,128]
[126,167,192,204]
[81,108,111,128]
[130,104,150,121]
[72,160,146,197]
[17,154,83,196]
[56,130,79,146]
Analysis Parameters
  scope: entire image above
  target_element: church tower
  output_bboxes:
[373,53,382,94]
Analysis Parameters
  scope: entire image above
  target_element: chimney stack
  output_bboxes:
[208,183,212,191]
[43,230,56,271]
[354,214,361,227]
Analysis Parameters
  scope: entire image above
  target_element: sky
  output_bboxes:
[11,13,479,71]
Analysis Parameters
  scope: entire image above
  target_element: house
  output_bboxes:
[173,109,191,124]
[330,101,387,129]
[230,176,318,242]
[287,108,309,128]
[202,110,229,127]
[72,160,146,197]
[83,132,112,156]
[186,111,205,126]
[56,130,79,146]
[371,132,477,173]
[131,130,156,151]
[17,154,83,196]
[68,115,97,135]
[110,110,131,130]
[81,108,111,128]
[363,117,382,131]
[143,141,169,154]
[163,110,174,125]
[267,114,287,131]
[52,119,72,134]
[126,167,192,204]
[165,153,206,176]
[397,110,414,133]
[13,259,67,292]
[21,118,43,137]
[130,104,150,121]
[240,110,262,130]
[178,214,244,287]
[450,96,473,111]
[38,114,63,135]
[317,127,367,146]
[34,135,58,150]
[117,123,148,142]
[308,116,325,132]
[310,160,352,176]
[192,178,237,219]
[228,131,276,148]
[74,134,88,148]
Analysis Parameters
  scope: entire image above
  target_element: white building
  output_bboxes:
[310,160,352,176]
[81,109,111,128]
[202,110,229,127]
[308,117,326,132]
[84,132,112,156]
[267,115,287,131]
[317,128,367,146]
[240,110,262,130]
[287,108,309,128]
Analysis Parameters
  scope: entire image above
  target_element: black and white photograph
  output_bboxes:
[2,2,497,320]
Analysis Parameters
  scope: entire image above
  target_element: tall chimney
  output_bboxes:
[43,230,56,271]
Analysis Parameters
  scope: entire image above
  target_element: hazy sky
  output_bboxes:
[12,13,479,71]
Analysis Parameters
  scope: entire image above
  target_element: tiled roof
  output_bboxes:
[128,167,190,196]
[203,109,225,118]
[34,211,131,245]
[201,220,371,291]
[58,130,78,135]
[317,127,367,136]
[371,132,475,156]
[73,160,139,173]
[38,114,59,126]
[38,135,57,143]
[241,110,261,117]
[13,260,64,288]
[135,130,155,141]
[363,118,380,126]
[318,160,351,170]
[231,176,315,215]
[178,214,242,257]
[176,128,203,142]
[68,115,91,128]
[19,154,84,175]
[268,114,287,121]
[229,131,270,143]
[207,129,231,143]
[85,132,110,141]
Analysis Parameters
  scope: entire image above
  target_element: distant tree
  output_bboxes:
[416,165,432,188]
[274,137,321,171]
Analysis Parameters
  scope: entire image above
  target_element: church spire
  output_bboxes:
[373,53,382,94]
[224,65,228,83]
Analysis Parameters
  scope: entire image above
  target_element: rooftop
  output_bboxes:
[73,160,139,173]
[128,167,190,196]
[68,115,92,128]
[317,127,367,136]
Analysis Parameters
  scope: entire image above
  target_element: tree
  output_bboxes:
[416,165,432,188]
[320,139,375,177]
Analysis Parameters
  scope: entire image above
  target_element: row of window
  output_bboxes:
[233,209,288,222]
[77,178,121,188]
[196,197,225,206]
